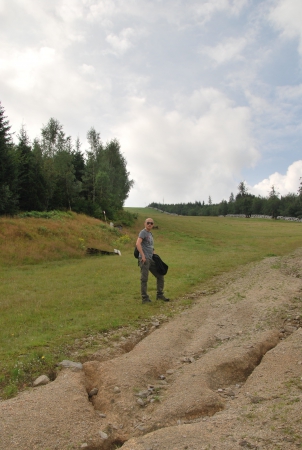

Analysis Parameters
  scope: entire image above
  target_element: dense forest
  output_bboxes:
[0,102,133,221]
[150,181,302,218]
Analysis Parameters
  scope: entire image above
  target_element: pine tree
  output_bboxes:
[236,181,248,198]
[40,118,72,210]
[72,138,85,182]
[0,102,18,214]
[16,126,46,211]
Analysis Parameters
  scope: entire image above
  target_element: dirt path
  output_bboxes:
[1,250,302,450]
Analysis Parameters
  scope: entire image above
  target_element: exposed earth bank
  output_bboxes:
[1,249,302,450]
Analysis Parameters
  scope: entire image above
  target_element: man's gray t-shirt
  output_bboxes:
[138,229,154,259]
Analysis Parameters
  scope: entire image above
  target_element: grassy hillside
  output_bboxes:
[1,208,302,398]
[0,211,137,266]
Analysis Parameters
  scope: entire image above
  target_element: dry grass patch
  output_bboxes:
[0,212,135,266]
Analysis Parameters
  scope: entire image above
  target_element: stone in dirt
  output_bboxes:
[58,359,83,370]
[32,375,50,387]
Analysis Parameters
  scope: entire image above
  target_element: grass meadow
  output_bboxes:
[1,207,302,398]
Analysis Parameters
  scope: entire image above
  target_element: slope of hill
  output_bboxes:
[0,248,301,449]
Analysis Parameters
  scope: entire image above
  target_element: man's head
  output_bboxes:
[145,218,154,230]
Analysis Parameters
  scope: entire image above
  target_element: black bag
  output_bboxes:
[134,246,139,258]
[152,254,168,275]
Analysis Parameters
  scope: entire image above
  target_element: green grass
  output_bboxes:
[1,207,302,398]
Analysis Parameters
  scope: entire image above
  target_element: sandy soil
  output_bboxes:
[0,249,302,450]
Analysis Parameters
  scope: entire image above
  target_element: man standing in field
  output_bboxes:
[136,218,169,304]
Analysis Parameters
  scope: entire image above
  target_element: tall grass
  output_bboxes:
[1,208,302,398]
[0,211,126,266]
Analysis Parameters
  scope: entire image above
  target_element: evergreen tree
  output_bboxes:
[252,196,264,214]
[16,126,34,211]
[227,192,235,213]
[40,119,62,209]
[53,141,79,210]
[72,138,85,182]
[15,128,47,211]
[219,200,228,216]
[31,139,48,210]
[0,112,135,219]
[0,103,18,214]
[298,177,302,197]
[236,181,248,198]
[265,185,280,219]
[40,118,78,210]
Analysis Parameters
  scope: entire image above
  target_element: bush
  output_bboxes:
[17,210,73,219]
[112,209,138,226]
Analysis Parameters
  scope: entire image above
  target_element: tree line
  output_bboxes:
[149,181,302,218]
[0,102,134,220]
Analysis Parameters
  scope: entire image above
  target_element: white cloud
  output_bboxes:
[269,0,302,53]
[87,0,119,22]
[0,47,56,91]
[80,64,96,74]
[106,27,136,53]
[200,37,247,64]
[0,0,87,51]
[190,0,249,24]
[245,90,291,130]
[85,0,249,30]
[251,160,302,198]
[55,0,85,22]
[276,83,302,100]
[117,89,259,206]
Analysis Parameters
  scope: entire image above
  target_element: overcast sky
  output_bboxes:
[1,0,302,206]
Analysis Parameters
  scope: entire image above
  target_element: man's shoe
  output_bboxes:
[156,294,170,302]
[142,296,152,303]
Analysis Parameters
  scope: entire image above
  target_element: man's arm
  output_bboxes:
[136,237,146,263]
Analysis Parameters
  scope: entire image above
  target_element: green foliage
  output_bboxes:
[149,180,302,219]
[16,127,47,212]
[0,105,134,220]
[149,184,302,219]
[81,131,134,218]
[236,180,249,198]
[113,234,131,247]
[0,102,19,215]
[17,210,73,219]
[112,208,138,226]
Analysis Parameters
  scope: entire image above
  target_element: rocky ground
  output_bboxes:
[0,249,302,450]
